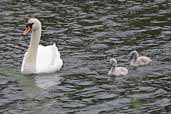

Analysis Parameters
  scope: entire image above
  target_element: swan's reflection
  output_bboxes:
[34,73,61,89]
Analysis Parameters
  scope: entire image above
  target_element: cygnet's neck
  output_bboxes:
[111,62,117,72]
[25,28,41,71]
[132,52,138,63]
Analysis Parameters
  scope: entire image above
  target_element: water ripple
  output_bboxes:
[0,0,171,114]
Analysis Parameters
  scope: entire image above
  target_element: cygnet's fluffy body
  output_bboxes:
[108,58,128,76]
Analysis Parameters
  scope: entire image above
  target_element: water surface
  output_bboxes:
[0,0,171,114]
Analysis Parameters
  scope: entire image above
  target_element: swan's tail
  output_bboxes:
[53,43,56,47]
[50,43,61,65]
[50,43,63,70]
[52,43,60,57]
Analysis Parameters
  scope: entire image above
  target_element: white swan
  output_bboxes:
[129,51,152,66]
[108,58,128,76]
[21,18,63,74]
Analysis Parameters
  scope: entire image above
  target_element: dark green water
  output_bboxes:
[0,0,171,114]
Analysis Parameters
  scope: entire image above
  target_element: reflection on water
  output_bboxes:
[0,67,42,95]
[0,0,171,114]
[34,73,61,89]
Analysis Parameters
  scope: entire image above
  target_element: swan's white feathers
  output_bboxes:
[21,18,63,74]
[36,45,63,73]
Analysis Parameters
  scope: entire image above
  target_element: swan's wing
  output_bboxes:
[36,44,63,73]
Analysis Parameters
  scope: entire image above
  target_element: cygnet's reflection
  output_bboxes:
[34,73,61,89]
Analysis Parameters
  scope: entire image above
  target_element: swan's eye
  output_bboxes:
[22,23,33,35]
[26,23,34,28]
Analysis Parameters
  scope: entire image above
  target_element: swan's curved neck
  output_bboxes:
[25,28,41,72]
[29,29,41,53]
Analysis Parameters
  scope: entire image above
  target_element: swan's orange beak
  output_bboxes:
[22,25,32,35]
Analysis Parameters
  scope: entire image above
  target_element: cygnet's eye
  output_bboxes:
[130,53,134,60]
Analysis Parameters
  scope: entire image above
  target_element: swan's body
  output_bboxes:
[21,18,63,74]
[108,58,128,76]
[129,51,152,66]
